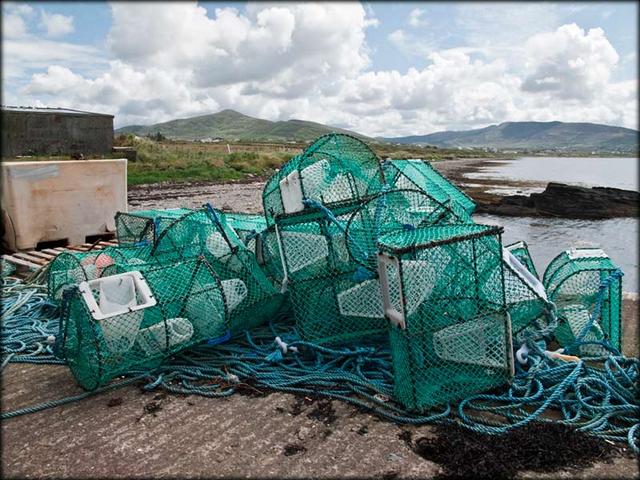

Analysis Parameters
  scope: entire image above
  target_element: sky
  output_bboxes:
[2,1,638,136]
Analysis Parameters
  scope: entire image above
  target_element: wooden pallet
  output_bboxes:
[2,240,119,270]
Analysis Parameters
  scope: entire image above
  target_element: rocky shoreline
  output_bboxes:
[128,157,639,219]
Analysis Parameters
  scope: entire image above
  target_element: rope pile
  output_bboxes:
[1,275,638,453]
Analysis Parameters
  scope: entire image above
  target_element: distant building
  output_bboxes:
[1,106,114,157]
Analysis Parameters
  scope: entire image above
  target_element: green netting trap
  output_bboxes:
[60,257,227,390]
[543,247,622,355]
[383,159,476,219]
[262,133,386,227]
[274,188,465,344]
[115,208,193,246]
[151,207,285,333]
[377,224,514,411]
[502,246,549,336]
[49,207,284,334]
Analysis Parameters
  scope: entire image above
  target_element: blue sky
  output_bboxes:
[2,2,637,135]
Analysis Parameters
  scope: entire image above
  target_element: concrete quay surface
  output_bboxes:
[1,298,638,479]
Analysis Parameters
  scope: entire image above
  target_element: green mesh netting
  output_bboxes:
[272,188,466,344]
[377,224,514,411]
[543,248,622,354]
[60,257,227,390]
[384,159,476,219]
[502,247,549,336]
[225,212,267,243]
[49,207,285,334]
[151,207,285,333]
[262,133,386,227]
[344,189,464,272]
[115,208,193,246]
[255,227,286,289]
[505,240,539,279]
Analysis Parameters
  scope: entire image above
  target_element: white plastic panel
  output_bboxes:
[300,159,329,200]
[280,231,329,273]
[337,279,384,318]
[566,248,607,260]
[221,278,248,312]
[503,249,547,301]
[377,253,406,329]
[79,271,156,321]
[206,232,232,257]
[280,170,304,214]
[433,314,508,368]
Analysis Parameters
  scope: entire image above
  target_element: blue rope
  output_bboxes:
[1,276,638,452]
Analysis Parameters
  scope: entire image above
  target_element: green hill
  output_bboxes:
[383,121,638,153]
[116,109,370,142]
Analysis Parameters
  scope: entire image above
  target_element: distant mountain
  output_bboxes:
[382,121,639,153]
[116,109,371,142]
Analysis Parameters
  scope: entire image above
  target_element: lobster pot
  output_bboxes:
[47,245,154,302]
[383,159,476,219]
[274,189,463,344]
[289,269,388,345]
[543,248,622,354]
[152,207,285,333]
[115,208,193,246]
[377,224,514,411]
[262,133,386,227]
[505,240,539,279]
[60,258,228,390]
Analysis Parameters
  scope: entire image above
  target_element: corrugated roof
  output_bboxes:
[1,105,114,117]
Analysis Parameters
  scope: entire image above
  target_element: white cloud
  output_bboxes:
[388,28,434,58]
[3,13,28,38]
[40,11,74,37]
[455,3,562,47]
[408,8,428,28]
[2,37,104,81]
[5,3,34,16]
[107,2,371,93]
[522,23,619,100]
[2,2,34,38]
[7,1,638,135]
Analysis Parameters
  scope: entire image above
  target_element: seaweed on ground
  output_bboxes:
[409,423,620,479]
[306,399,337,425]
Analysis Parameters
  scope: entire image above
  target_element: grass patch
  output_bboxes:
[123,136,295,185]
[2,135,502,186]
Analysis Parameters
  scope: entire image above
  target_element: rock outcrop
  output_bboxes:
[475,182,639,219]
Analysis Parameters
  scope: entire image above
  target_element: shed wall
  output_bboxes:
[1,111,114,157]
